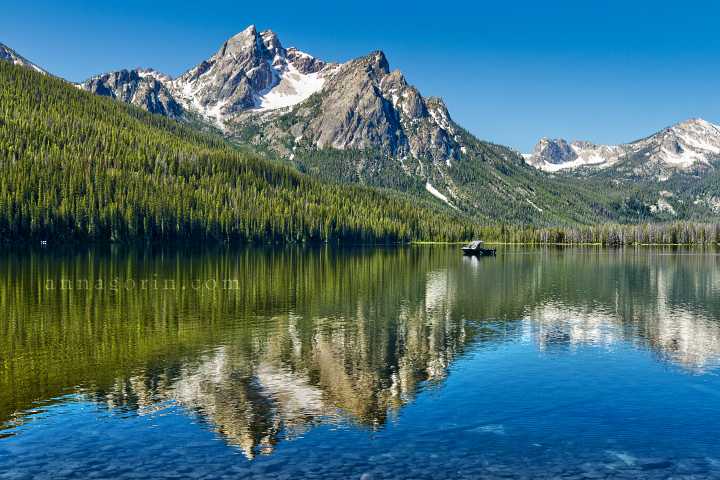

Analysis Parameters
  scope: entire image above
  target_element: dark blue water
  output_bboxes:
[1,245,720,479]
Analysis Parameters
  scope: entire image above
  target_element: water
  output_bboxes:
[1,244,720,479]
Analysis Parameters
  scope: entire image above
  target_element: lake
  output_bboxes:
[1,244,720,479]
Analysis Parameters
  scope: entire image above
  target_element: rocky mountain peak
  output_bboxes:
[217,25,259,57]
[366,51,390,76]
[269,48,459,166]
[133,67,172,83]
[381,69,408,90]
[79,68,181,118]
[532,138,577,166]
[168,26,345,119]
[259,30,282,59]
[668,117,720,139]
[71,26,468,175]
[286,47,328,74]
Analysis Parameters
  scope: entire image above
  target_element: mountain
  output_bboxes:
[172,27,340,120]
[243,49,460,163]
[77,26,616,224]
[69,28,720,224]
[79,26,464,170]
[8,30,720,227]
[0,33,617,228]
[0,58,485,243]
[0,41,46,74]
[525,118,720,180]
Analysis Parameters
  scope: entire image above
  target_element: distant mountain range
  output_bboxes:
[524,118,720,180]
[4,30,720,225]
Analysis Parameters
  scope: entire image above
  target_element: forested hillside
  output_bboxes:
[0,61,481,243]
[62,26,720,227]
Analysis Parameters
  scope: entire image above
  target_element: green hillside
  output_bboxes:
[0,60,483,243]
[230,115,688,226]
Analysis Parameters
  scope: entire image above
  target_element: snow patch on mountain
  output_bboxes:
[661,147,702,165]
[255,58,326,110]
[537,157,588,172]
[426,182,450,204]
[136,67,172,83]
[526,199,543,212]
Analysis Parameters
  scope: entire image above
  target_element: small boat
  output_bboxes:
[461,240,496,256]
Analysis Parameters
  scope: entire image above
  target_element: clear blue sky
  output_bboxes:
[4,0,720,152]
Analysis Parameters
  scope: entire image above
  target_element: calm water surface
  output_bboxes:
[1,245,720,479]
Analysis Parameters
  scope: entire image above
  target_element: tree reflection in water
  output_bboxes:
[2,245,719,457]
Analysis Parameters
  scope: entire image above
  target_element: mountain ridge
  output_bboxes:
[0,41,46,75]
[6,31,720,226]
[525,118,720,180]
[73,26,510,216]
[77,26,342,125]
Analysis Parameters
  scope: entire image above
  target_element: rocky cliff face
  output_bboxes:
[529,138,578,166]
[76,26,341,124]
[273,50,459,164]
[80,68,181,117]
[171,26,338,119]
[526,118,720,179]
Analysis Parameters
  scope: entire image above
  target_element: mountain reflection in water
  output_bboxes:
[1,245,720,459]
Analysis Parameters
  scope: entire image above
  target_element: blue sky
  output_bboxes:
[4,1,720,152]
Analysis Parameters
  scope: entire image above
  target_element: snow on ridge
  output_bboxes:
[255,58,326,111]
[171,75,227,130]
[659,118,720,165]
[536,157,590,172]
[684,118,720,134]
[29,63,45,75]
[286,47,312,59]
[529,118,720,172]
[136,68,172,83]
[428,107,451,133]
[0,45,46,75]
[679,132,720,154]
[660,147,700,165]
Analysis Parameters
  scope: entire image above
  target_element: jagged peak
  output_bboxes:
[425,96,447,107]
[528,117,720,174]
[217,25,259,57]
[132,66,172,82]
[259,29,282,57]
[370,50,390,75]
[381,69,407,90]
[674,117,720,133]
[353,50,390,76]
